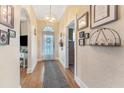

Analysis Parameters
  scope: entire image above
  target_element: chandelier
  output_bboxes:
[45,5,56,23]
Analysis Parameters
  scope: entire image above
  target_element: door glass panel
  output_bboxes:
[43,34,54,60]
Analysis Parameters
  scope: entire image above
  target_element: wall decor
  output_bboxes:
[79,39,85,46]
[34,28,36,36]
[0,29,9,45]
[90,5,118,28]
[89,28,121,46]
[77,12,88,31]
[8,29,16,38]
[85,33,90,39]
[59,39,63,47]
[79,31,90,46]
[79,31,85,38]
[0,5,14,28]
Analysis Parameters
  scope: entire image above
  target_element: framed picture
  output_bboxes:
[85,33,90,39]
[0,30,9,45]
[77,12,88,31]
[0,5,14,28]
[79,39,85,46]
[90,5,118,28]
[8,29,16,38]
[79,31,85,38]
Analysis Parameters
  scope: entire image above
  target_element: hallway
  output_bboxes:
[1,5,124,88]
[21,61,79,88]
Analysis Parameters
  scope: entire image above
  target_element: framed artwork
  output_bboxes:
[8,29,16,38]
[79,31,90,39]
[0,30,9,45]
[34,28,36,36]
[79,39,85,46]
[77,12,88,31]
[0,5,14,28]
[79,31,85,38]
[90,5,118,28]
[85,33,90,39]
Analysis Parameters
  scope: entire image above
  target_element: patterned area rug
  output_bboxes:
[43,61,70,88]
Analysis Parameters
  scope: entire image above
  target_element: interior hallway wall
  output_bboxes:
[0,5,37,87]
[37,20,59,61]
[59,5,124,87]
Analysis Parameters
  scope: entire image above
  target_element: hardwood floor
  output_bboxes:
[21,60,79,88]
[21,62,44,88]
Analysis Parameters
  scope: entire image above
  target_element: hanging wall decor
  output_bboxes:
[89,28,121,46]
[79,31,90,46]
[0,5,14,28]
[0,29,9,45]
[79,39,85,46]
[8,29,16,38]
[90,5,118,28]
[77,12,88,31]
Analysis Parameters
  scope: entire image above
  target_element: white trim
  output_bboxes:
[42,64,45,81]
[19,85,21,88]
[66,18,77,78]
[74,15,77,79]
[75,76,88,88]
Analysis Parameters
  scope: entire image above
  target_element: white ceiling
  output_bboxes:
[32,5,67,21]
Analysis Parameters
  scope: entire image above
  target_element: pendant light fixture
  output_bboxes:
[45,5,56,23]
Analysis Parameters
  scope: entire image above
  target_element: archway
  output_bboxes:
[20,7,31,85]
[42,26,55,60]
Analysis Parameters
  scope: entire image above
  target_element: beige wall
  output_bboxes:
[59,5,124,87]
[37,19,59,60]
[0,5,37,87]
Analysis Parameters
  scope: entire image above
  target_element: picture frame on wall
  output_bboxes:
[79,39,85,46]
[77,12,88,31]
[79,31,85,38]
[8,29,16,38]
[90,5,118,28]
[0,30,9,45]
[0,5,14,28]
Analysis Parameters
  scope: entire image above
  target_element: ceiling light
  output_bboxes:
[45,5,56,23]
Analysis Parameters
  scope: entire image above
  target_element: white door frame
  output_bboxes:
[66,17,77,79]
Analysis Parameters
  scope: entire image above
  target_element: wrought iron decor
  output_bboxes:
[89,28,121,46]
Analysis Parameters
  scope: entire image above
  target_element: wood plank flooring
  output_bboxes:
[21,60,79,88]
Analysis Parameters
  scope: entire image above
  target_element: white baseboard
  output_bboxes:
[75,76,88,88]
[19,85,21,88]
[42,65,45,81]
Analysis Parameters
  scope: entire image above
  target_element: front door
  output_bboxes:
[43,34,54,60]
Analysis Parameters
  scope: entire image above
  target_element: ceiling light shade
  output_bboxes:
[44,5,56,23]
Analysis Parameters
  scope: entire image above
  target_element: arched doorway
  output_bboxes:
[20,7,31,84]
[42,26,55,60]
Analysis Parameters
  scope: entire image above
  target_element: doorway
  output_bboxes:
[67,20,76,75]
[20,8,30,84]
[42,26,55,60]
